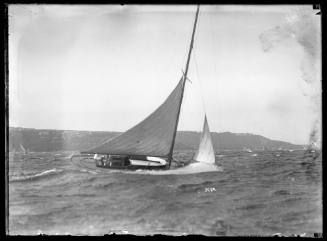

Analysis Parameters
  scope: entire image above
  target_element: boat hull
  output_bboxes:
[95,163,167,170]
[94,155,168,170]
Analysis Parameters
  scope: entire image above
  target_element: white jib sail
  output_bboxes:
[194,115,216,164]
[20,144,26,153]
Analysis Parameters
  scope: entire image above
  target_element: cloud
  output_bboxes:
[259,6,321,148]
[259,7,320,81]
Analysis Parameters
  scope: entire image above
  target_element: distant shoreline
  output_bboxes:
[8,126,306,153]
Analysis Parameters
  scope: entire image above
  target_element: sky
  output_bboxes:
[8,4,321,145]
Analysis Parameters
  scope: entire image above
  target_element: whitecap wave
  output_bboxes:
[10,168,63,182]
[79,169,99,175]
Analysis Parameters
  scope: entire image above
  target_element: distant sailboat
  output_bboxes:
[242,147,253,153]
[20,144,28,154]
[77,5,217,171]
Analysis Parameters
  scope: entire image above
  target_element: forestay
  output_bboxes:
[82,77,185,157]
[193,116,216,164]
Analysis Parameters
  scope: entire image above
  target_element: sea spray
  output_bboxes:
[9,168,64,182]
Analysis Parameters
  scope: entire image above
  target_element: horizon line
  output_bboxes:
[8,125,305,146]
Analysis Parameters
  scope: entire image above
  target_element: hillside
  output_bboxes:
[8,127,304,153]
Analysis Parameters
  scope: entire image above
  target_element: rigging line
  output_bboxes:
[193,46,209,120]
[208,9,218,79]
[208,10,219,127]
[192,8,209,119]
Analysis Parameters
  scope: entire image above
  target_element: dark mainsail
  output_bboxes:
[82,6,201,167]
[82,77,184,157]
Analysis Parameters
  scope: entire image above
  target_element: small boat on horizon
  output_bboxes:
[242,147,253,153]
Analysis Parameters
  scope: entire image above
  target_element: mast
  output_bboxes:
[167,5,200,168]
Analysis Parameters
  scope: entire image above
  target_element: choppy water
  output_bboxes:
[8,150,322,236]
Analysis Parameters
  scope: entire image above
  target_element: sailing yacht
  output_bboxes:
[79,6,216,170]
[20,144,28,154]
